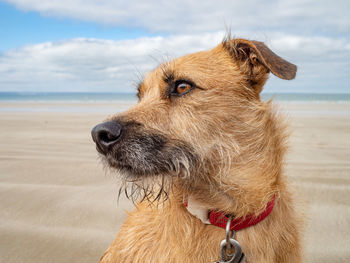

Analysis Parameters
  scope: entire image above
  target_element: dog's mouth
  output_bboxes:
[93,120,197,180]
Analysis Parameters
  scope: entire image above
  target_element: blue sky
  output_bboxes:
[0,0,349,93]
[0,2,156,51]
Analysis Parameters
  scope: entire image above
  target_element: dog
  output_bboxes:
[91,36,302,262]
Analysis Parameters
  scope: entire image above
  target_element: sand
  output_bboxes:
[0,101,349,263]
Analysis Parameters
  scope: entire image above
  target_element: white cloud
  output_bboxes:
[1,33,349,93]
[1,0,349,93]
[3,0,350,35]
[0,33,224,92]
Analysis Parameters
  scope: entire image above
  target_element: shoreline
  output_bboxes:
[0,101,349,117]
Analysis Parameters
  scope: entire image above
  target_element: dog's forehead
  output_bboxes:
[167,49,218,72]
[140,45,235,93]
[163,46,234,76]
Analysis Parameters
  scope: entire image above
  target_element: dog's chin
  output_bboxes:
[101,153,175,179]
[100,155,174,202]
[99,149,196,202]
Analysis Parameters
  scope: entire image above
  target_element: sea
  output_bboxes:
[1,92,350,102]
[0,92,349,114]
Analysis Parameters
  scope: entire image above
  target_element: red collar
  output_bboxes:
[184,195,276,231]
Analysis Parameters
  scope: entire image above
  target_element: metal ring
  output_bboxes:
[225,216,235,253]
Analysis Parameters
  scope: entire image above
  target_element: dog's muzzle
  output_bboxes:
[91,119,197,178]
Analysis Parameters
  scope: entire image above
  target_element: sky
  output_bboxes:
[0,0,349,93]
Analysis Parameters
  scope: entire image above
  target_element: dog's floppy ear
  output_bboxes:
[223,38,297,93]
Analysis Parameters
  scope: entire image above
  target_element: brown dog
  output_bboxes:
[92,37,302,262]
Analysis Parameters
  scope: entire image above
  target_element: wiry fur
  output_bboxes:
[94,37,303,262]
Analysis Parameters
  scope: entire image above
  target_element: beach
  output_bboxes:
[0,101,349,263]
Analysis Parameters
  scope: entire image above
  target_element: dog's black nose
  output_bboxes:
[91,121,122,154]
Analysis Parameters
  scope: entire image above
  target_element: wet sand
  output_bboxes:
[0,102,349,262]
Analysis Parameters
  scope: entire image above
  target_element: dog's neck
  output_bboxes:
[174,175,281,220]
[183,194,276,231]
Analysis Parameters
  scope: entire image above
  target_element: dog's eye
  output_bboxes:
[175,82,193,95]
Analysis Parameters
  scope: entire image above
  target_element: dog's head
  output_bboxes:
[92,37,296,211]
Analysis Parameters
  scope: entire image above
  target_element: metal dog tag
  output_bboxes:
[214,238,245,263]
[214,216,246,263]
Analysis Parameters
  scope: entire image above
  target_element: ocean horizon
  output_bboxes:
[1,92,350,102]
